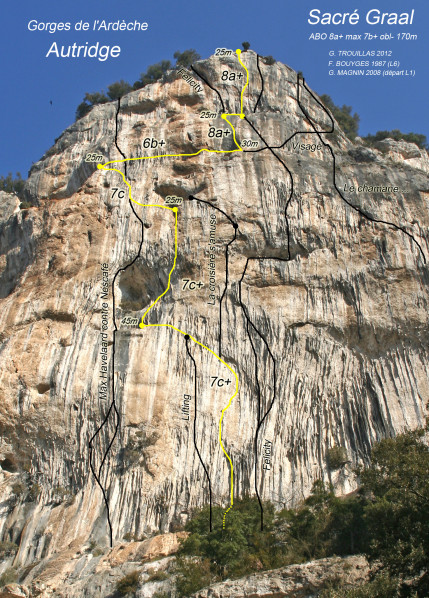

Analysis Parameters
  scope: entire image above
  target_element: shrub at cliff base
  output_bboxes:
[360,427,429,597]
[175,424,429,597]
[116,569,140,596]
[175,489,365,595]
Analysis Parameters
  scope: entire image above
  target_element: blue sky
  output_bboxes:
[1,0,428,176]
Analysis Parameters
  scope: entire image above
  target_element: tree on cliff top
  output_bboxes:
[133,60,172,89]
[0,172,25,196]
[364,129,427,149]
[319,94,427,149]
[174,48,201,67]
[106,79,132,100]
[75,49,202,119]
[320,94,360,140]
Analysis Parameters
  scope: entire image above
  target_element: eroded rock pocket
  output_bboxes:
[118,257,168,312]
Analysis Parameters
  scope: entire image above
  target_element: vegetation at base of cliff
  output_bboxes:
[175,486,365,596]
[175,424,429,597]
[360,427,429,596]
[75,49,201,120]
[146,568,169,582]
[319,94,428,149]
[0,567,18,587]
[327,445,348,469]
[320,572,403,597]
[0,540,18,559]
[116,569,140,595]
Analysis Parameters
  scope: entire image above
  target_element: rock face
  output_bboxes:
[192,555,370,598]
[0,50,428,591]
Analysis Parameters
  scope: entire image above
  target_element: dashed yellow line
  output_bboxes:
[98,49,248,527]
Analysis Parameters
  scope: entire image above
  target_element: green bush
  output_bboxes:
[175,556,213,597]
[0,540,18,559]
[363,129,427,149]
[27,483,41,502]
[133,61,172,89]
[52,485,75,505]
[277,480,365,562]
[176,488,366,595]
[146,568,169,582]
[360,427,429,597]
[107,80,132,100]
[121,430,159,466]
[88,540,104,557]
[0,567,18,587]
[174,426,429,596]
[75,92,109,119]
[123,532,139,542]
[327,446,348,470]
[0,172,25,198]
[11,481,26,497]
[319,94,360,140]
[173,49,201,68]
[75,48,201,119]
[178,496,283,582]
[263,55,276,65]
[116,569,140,595]
[319,572,401,597]
[242,42,250,51]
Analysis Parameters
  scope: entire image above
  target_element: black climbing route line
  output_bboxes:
[188,194,238,356]
[89,96,145,547]
[246,318,261,426]
[219,228,238,356]
[238,71,425,531]
[297,75,426,263]
[254,54,264,113]
[189,194,237,227]
[244,115,294,259]
[114,97,128,177]
[238,256,291,531]
[191,64,226,113]
[187,65,295,530]
[91,56,427,545]
[192,54,425,262]
[242,72,333,154]
[185,334,213,531]
[242,72,425,263]
[189,183,289,531]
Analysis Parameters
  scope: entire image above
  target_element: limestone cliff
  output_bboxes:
[0,50,428,594]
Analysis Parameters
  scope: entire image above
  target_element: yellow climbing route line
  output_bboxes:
[141,207,178,323]
[98,49,248,527]
[236,48,249,117]
[102,145,241,170]
[142,321,239,527]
